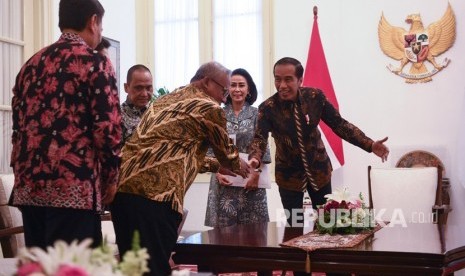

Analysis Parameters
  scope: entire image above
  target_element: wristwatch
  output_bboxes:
[254,168,262,173]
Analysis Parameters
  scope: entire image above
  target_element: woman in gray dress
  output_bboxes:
[205,68,271,228]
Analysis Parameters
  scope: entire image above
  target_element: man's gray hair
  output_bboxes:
[190,61,231,83]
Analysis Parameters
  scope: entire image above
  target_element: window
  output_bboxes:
[153,0,271,105]
[0,0,24,173]
[213,0,264,104]
[154,0,200,92]
[0,0,48,173]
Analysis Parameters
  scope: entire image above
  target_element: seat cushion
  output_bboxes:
[369,167,437,224]
[0,257,18,275]
[0,174,25,257]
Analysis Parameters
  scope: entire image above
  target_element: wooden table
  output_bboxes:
[173,222,465,275]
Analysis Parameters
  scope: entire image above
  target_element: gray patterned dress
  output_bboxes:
[205,103,271,227]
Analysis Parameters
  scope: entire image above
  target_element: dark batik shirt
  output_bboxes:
[121,100,147,143]
[10,32,122,211]
[249,87,374,191]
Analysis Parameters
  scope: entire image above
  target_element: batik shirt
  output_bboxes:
[121,100,147,143]
[118,84,241,214]
[10,32,122,211]
[249,87,374,192]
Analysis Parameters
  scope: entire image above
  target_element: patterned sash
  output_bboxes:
[294,103,318,191]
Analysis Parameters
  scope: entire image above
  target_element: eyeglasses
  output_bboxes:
[210,78,230,98]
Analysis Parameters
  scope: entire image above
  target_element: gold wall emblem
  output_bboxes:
[378,3,456,83]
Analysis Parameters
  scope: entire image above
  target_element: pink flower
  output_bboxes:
[17,262,44,276]
[55,264,89,276]
[348,199,362,209]
[323,200,340,212]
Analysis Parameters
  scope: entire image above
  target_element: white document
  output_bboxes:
[226,153,271,189]
[228,134,236,145]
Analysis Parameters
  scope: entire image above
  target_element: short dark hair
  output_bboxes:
[58,0,105,32]
[273,57,304,79]
[126,64,152,84]
[95,37,111,52]
[226,68,257,105]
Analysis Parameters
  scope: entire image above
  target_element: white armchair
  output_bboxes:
[396,150,451,224]
[367,166,442,224]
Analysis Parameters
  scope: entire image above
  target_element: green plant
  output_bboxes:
[151,87,170,103]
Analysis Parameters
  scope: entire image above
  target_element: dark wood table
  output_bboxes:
[173,222,465,275]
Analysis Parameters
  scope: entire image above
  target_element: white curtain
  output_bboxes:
[154,0,199,92]
[0,111,13,172]
[153,0,263,103]
[213,0,263,105]
[0,0,24,173]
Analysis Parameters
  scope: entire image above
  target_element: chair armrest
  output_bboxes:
[433,204,452,213]
[432,204,452,225]
[0,226,24,239]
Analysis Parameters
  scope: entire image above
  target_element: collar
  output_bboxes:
[273,89,303,109]
[122,100,148,115]
[224,102,255,122]
[60,32,87,44]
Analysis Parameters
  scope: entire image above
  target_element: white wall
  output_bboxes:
[99,0,136,103]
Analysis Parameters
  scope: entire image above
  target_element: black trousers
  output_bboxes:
[111,192,182,276]
[21,205,102,249]
[279,184,349,276]
[279,183,332,226]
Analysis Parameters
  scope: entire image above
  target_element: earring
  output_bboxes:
[246,93,251,99]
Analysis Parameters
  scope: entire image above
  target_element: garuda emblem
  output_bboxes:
[378,3,456,83]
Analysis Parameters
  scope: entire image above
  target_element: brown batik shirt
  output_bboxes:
[118,84,241,214]
[249,87,374,192]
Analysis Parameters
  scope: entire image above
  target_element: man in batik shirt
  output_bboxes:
[111,61,250,276]
[249,57,390,226]
[10,0,121,249]
[121,64,154,143]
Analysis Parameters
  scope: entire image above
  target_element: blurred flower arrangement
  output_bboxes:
[16,231,149,276]
[315,187,375,235]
